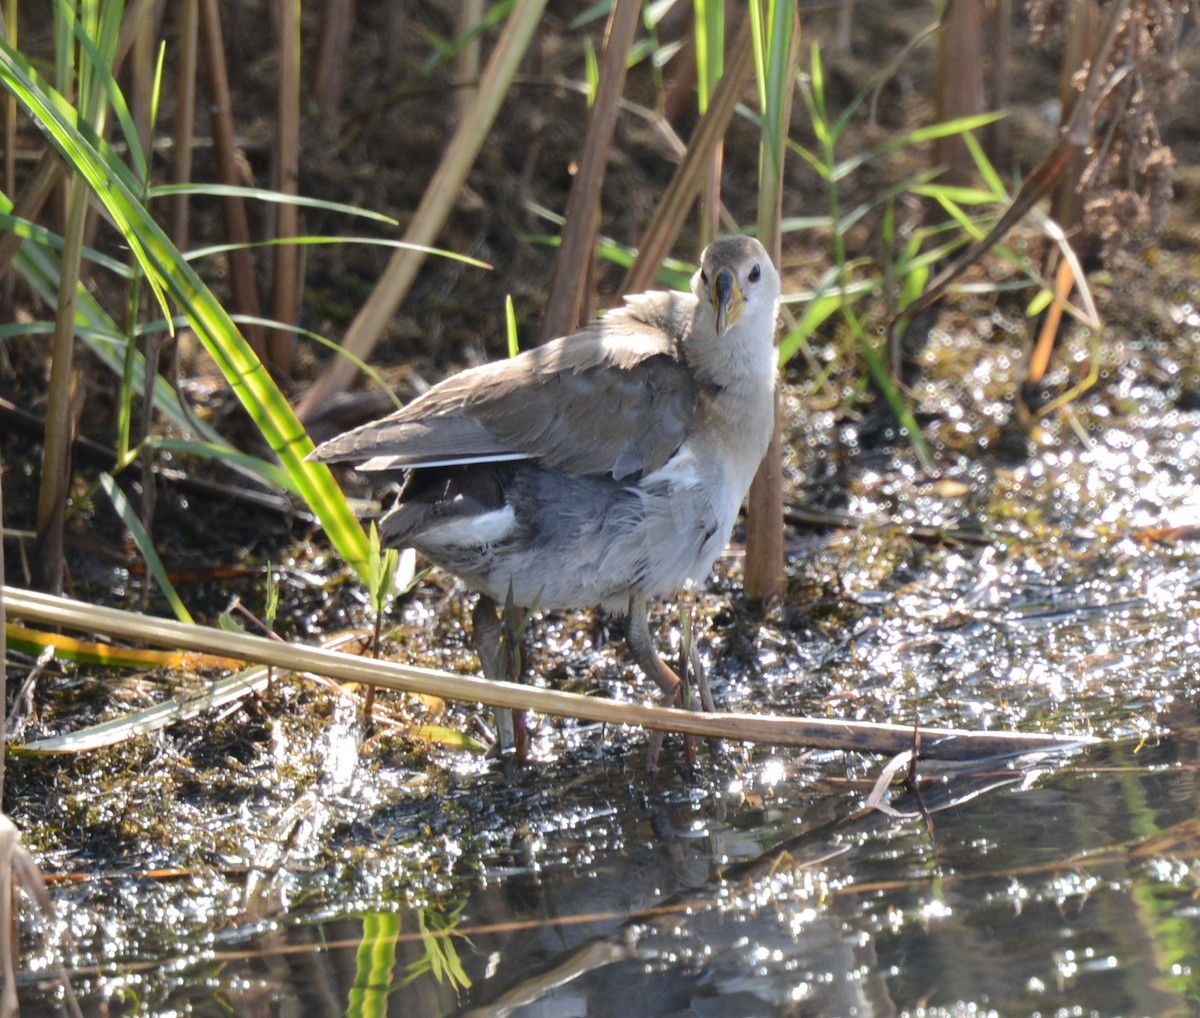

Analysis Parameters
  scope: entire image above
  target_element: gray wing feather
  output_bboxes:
[308,290,700,480]
[311,415,513,467]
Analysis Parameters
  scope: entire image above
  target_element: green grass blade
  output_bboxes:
[5,210,289,487]
[98,473,194,624]
[694,0,724,112]
[778,263,880,368]
[2,32,169,314]
[911,182,1008,207]
[778,292,841,368]
[228,314,403,409]
[849,312,931,468]
[0,209,133,277]
[147,438,294,491]
[182,233,489,269]
[830,114,1005,182]
[68,1,148,183]
[0,39,372,580]
[962,128,1008,198]
[505,294,520,358]
[22,662,274,753]
[147,182,402,226]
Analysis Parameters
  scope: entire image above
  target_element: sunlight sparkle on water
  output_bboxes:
[789,982,813,1002]
[760,757,787,788]
[919,898,952,923]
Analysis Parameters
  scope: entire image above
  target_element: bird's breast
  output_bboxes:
[630,435,750,598]
[691,378,775,484]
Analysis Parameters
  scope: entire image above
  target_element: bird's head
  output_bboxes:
[692,235,780,340]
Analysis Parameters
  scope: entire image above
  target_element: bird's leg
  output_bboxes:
[627,595,683,701]
[689,642,714,712]
[499,598,531,761]
[680,600,722,761]
[677,596,717,713]
[627,595,697,768]
[473,595,512,751]
[473,595,529,760]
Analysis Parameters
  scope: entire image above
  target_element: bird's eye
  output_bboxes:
[748,264,761,283]
[700,269,709,286]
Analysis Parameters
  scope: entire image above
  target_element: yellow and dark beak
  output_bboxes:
[710,267,745,336]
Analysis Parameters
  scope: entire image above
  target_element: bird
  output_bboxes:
[309,234,780,765]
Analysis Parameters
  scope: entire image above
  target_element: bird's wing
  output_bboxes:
[308,290,701,480]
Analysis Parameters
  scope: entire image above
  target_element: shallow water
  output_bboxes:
[9,316,1200,1016]
[16,729,1199,1016]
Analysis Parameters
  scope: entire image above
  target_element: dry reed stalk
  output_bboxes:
[1026,0,1099,387]
[743,3,801,604]
[987,0,1012,167]
[934,0,985,186]
[7,585,1092,760]
[171,0,199,250]
[33,172,88,594]
[0,149,58,282]
[197,0,265,357]
[620,15,755,295]
[269,0,301,378]
[313,0,355,115]
[296,0,549,416]
[538,0,642,342]
[1,1,16,308]
[454,0,483,120]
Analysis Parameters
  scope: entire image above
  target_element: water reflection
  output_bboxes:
[445,735,1197,1017]
[78,724,1180,1017]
